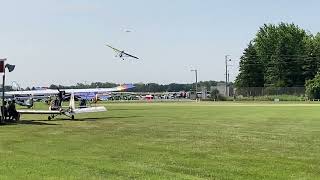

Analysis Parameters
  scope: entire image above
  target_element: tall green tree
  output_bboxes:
[305,72,320,99]
[254,23,308,87]
[303,33,320,81]
[235,42,264,87]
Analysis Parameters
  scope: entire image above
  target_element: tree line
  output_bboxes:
[17,81,222,92]
[235,23,320,88]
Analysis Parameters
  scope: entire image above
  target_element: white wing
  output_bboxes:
[72,106,107,114]
[6,89,59,96]
[18,110,61,114]
[6,84,134,96]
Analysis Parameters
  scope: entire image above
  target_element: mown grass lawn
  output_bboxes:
[0,102,320,179]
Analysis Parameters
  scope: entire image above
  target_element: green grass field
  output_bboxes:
[1,102,320,179]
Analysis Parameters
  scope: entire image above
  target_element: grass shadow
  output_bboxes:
[1,120,58,126]
[109,108,148,111]
[19,120,59,126]
[22,116,144,122]
[38,115,145,122]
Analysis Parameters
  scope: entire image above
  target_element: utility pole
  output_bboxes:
[227,71,230,85]
[191,69,198,100]
[0,59,6,124]
[225,55,230,96]
[2,68,5,112]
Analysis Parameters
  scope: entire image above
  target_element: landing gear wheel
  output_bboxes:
[71,115,75,120]
[48,116,52,121]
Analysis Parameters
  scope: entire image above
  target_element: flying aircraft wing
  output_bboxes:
[106,44,139,60]
[106,44,122,53]
[6,84,134,97]
[121,52,139,59]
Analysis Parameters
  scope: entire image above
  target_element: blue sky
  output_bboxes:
[0,0,319,87]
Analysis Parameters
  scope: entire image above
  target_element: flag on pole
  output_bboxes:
[0,59,7,73]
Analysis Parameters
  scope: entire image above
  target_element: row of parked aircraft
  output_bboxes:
[5,84,135,121]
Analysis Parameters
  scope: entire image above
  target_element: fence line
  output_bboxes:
[234,87,305,97]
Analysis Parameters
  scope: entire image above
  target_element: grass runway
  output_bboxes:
[1,102,320,179]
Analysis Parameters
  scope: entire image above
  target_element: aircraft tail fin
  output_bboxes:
[69,92,76,110]
[26,98,33,105]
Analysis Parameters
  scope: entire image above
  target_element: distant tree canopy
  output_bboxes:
[48,82,118,90]
[236,23,320,88]
[130,81,220,92]
[22,80,222,93]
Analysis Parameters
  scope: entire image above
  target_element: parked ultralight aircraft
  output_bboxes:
[5,84,134,120]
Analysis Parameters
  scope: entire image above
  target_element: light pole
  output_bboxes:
[225,55,231,96]
[228,70,230,85]
[0,59,15,123]
[191,69,198,100]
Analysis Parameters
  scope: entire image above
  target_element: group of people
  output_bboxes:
[79,99,87,108]
[2,99,19,122]
[50,98,62,111]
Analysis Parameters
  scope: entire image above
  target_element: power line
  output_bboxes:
[237,58,320,65]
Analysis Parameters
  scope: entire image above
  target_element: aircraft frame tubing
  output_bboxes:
[48,113,75,120]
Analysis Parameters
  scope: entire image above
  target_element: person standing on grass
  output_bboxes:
[3,101,8,121]
[8,100,19,122]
